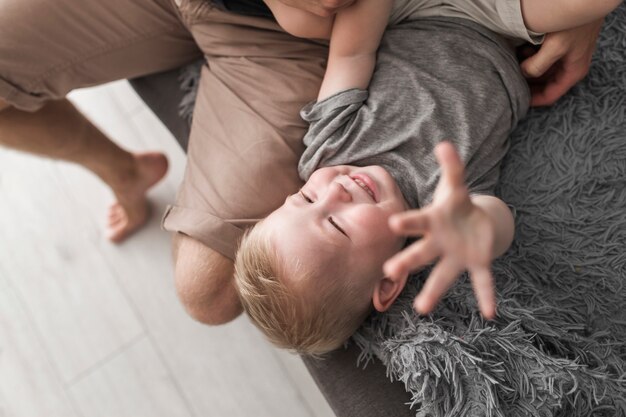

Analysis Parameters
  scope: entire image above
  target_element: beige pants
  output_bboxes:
[0,0,327,260]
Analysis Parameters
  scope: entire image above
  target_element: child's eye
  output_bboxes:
[300,191,313,203]
[329,216,349,238]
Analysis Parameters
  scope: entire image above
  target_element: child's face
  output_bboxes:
[263,165,409,286]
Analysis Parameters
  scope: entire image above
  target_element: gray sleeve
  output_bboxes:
[298,89,369,180]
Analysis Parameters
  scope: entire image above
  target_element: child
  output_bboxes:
[235,1,623,356]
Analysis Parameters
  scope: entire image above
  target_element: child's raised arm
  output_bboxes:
[317,0,393,100]
[383,142,515,320]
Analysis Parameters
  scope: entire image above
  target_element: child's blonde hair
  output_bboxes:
[234,223,372,356]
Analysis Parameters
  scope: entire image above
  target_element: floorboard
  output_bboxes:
[0,81,335,417]
[0,285,79,417]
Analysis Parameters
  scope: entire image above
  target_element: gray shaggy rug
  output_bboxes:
[353,6,626,416]
[179,5,626,416]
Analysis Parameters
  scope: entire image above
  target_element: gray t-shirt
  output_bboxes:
[298,17,530,209]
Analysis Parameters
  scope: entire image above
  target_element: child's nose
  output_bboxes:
[327,181,352,203]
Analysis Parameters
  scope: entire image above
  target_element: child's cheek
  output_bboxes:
[353,207,392,236]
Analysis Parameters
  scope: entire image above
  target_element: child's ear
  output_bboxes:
[372,272,409,312]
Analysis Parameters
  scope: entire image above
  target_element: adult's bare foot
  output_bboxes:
[107,152,168,243]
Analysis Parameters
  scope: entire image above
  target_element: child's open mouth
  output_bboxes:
[350,174,377,202]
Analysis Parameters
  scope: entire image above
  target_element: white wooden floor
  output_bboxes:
[0,81,335,417]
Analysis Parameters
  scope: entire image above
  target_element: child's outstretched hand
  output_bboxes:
[383,142,497,319]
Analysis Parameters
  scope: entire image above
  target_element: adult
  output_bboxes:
[0,0,604,325]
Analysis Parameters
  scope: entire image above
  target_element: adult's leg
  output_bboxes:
[0,99,167,241]
[0,0,200,241]
[172,233,243,324]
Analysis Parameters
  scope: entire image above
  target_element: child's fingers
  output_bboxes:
[389,208,431,235]
[469,266,496,320]
[435,141,464,188]
[413,258,462,315]
[383,238,437,279]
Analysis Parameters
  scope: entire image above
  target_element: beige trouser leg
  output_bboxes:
[0,0,200,241]
[0,0,199,184]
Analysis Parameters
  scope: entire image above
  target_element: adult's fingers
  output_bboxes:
[530,65,586,107]
[413,258,462,315]
[434,141,464,188]
[516,44,538,62]
[469,266,496,320]
[520,36,564,79]
[383,237,438,279]
[526,61,560,87]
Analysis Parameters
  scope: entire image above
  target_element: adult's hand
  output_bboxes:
[520,18,604,107]
[275,0,355,16]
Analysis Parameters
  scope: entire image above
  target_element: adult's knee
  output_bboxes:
[173,233,243,325]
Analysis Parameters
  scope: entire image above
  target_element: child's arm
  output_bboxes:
[317,0,393,100]
[264,0,334,39]
[521,0,622,33]
[383,142,515,320]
